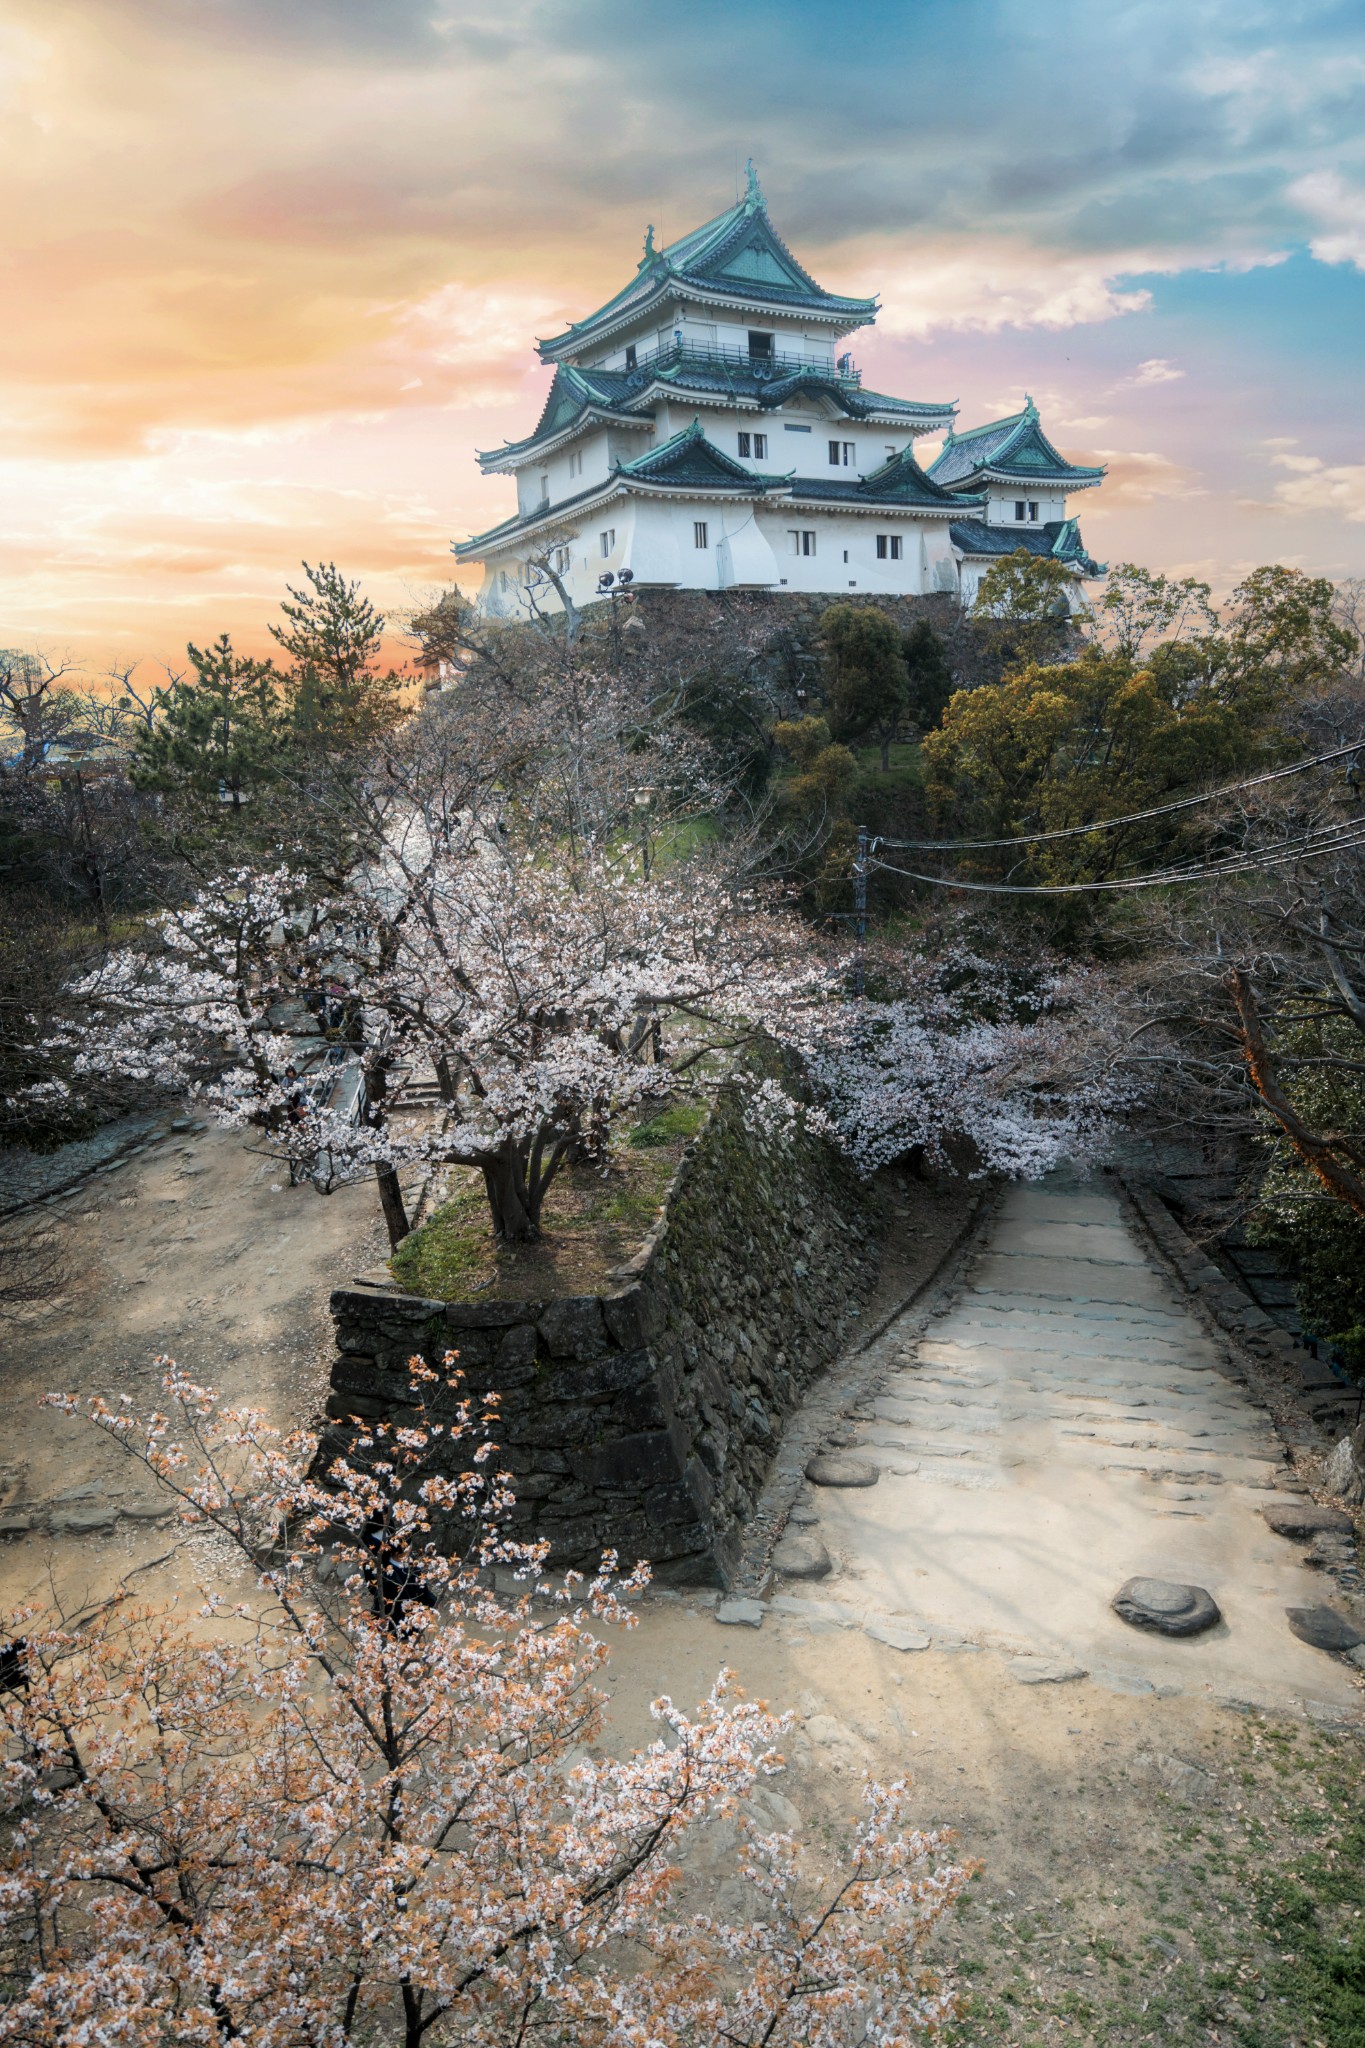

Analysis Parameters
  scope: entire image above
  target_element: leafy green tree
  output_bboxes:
[132,634,283,812]
[1221,565,1358,708]
[970,549,1077,665]
[920,647,1269,884]
[272,561,407,751]
[1094,562,1216,660]
[901,619,954,732]
[820,605,909,770]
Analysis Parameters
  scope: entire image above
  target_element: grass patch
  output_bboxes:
[390,1103,704,1303]
[851,738,923,784]
[944,1715,1365,2048]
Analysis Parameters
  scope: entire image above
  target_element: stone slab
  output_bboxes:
[715,1597,765,1629]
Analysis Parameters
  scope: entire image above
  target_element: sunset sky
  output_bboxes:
[1,0,1363,672]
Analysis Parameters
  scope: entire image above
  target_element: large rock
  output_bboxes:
[1261,1500,1354,1540]
[1324,1430,1365,1507]
[1285,1604,1364,1653]
[715,1597,766,1629]
[772,1529,832,1580]
[805,1454,879,1489]
[1112,1577,1221,1637]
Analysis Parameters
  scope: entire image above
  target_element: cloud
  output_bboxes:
[1132,357,1184,383]
[1289,169,1365,270]
[1269,450,1365,522]
[870,243,1152,338]
[1091,449,1205,503]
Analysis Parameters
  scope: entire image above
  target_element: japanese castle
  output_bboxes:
[456,167,1104,613]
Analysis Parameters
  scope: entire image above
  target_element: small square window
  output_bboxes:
[753,433,767,458]
[1028,500,1040,521]
[748,330,774,363]
[737,432,752,457]
[1015,500,1027,521]
[876,533,902,561]
[694,521,709,550]
[828,439,841,466]
[599,528,615,558]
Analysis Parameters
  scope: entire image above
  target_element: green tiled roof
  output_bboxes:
[617,418,771,492]
[537,164,877,361]
[949,516,1105,576]
[476,364,644,468]
[787,446,973,513]
[928,398,1105,490]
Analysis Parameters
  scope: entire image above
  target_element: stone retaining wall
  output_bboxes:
[318,1095,879,1584]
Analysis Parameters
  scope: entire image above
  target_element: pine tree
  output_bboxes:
[271,562,406,750]
[132,634,283,811]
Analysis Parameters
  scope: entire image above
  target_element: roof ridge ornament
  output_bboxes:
[1023,393,1038,417]
[744,158,763,213]
[639,223,656,269]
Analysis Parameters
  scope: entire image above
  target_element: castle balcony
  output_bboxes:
[625,338,863,387]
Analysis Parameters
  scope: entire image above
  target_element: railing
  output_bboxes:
[624,340,862,388]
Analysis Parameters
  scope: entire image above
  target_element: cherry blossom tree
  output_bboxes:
[0,1364,968,2045]
[61,840,1139,1252]
[757,942,1143,1182]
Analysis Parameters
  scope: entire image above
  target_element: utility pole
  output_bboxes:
[853,823,868,998]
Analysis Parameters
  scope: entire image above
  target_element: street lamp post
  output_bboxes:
[597,568,635,663]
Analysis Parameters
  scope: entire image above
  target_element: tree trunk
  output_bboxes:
[880,733,891,772]
[481,1151,537,1242]
[1227,966,1365,1221]
[375,1163,410,1249]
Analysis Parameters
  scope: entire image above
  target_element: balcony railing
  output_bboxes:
[624,339,862,388]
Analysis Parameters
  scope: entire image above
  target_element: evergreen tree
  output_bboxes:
[132,634,283,812]
[820,604,909,770]
[901,618,954,731]
[271,562,406,750]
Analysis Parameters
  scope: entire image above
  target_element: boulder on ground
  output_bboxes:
[772,1529,832,1580]
[1285,1604,1364,1653]
[1112,1577,1221,1637]
[1260,1500,1354,1540]
[805,1454,879,1489]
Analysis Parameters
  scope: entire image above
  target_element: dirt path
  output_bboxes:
[1,1147,1360,2043]
[0,1116,385,1613]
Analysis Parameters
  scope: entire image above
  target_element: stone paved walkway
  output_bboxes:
[785,1174,1360,1716]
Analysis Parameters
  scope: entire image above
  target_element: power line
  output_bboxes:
[875,737,1365,853]
[871,817,1365,896]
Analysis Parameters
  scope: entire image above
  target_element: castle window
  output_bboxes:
[624,344,637,369]
[886,444,897,460]
[599,528,615,558]
[829,440,855,467]
[1014,500,1026,521]
[1028,500,1040,521]
[753,432,767,458]
[748,330,774,363]
[694,521,709,550]
[568,450,582,478]
[876,534,903,560]
[539,473,550,504]
[787,529,816,557]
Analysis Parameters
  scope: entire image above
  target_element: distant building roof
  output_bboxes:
[929,398,1105,492]
[949,516,1105,576]
[787,445,976,515]
[536,163,878,362]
